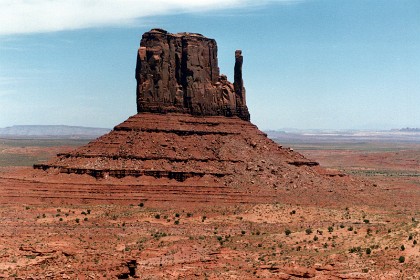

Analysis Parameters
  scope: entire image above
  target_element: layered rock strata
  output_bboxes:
[135,28,250,121]
[34,113,317,182]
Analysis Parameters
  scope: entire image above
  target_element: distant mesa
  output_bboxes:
[0,125,110,139]
[136,28,250,121]
[396,127,420,132]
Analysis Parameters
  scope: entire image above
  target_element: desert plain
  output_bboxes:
[0,131,419,279]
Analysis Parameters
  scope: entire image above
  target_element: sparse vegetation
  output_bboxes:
[349,246,362,253]
[1,134,420,277]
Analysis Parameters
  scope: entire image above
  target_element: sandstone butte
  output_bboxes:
[5,29,418,279]
[32,28,352,204]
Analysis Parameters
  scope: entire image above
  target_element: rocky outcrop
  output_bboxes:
[135,28,250,121]
[33,29,320,186]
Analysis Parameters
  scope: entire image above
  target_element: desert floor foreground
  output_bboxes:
[0,137,419,279]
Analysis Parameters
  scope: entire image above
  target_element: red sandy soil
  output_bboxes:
[0,123,419,278]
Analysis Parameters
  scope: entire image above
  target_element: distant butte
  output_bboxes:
[34,28,326,196]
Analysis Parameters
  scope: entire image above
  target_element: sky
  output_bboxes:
[1,0,419,130]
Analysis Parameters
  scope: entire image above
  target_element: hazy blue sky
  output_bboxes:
[1,0,419,130]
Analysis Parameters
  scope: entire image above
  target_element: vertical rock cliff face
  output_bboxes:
[135,28,250,121]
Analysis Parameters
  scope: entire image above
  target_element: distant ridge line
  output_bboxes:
[0,125,110,138]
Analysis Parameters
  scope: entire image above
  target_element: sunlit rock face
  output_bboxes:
[135,28,250,121]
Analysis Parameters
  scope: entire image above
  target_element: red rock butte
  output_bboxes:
[31,29,348,204]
